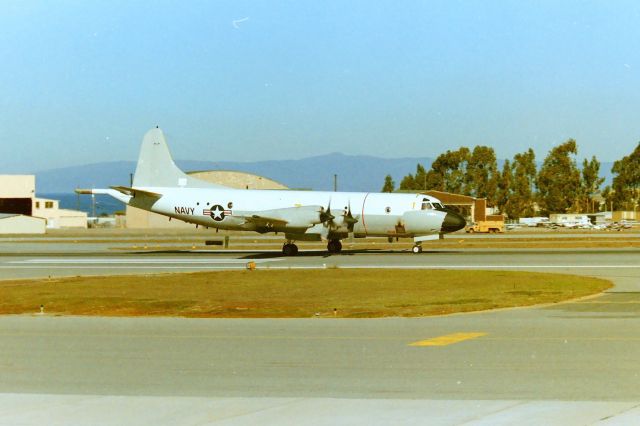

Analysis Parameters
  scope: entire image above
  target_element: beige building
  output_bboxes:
[0,175,35,198]
[0,213,46,234]
[0,175,87,230]
[33,198,88,228]
[126,170,288,228]
[613,211,639,222]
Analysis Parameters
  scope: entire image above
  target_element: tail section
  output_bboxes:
[132,127,226,189]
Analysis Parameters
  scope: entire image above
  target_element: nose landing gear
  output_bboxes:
[412,244,423,254]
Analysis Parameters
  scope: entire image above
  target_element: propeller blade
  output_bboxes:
[320,201,335,223]
[344,201,359,232]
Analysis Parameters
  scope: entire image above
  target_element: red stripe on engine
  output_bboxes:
[361,193,370,236]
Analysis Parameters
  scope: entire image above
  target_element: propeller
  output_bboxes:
[320,200,359,238]
[343,201,358,233]
[319,201,335,224]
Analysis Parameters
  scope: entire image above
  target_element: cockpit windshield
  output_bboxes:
[420,198,445,210]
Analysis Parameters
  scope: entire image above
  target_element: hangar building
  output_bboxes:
[0,175,87,232]
[424,190,501,223]
[125,170,288,228]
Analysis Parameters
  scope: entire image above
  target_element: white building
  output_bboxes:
[0,214,46,234]
[0,175,87,230]
[549,213,592,226]
[32,198,87,228]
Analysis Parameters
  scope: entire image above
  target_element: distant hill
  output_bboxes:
[34,154,615,194]
[34,153,436,193]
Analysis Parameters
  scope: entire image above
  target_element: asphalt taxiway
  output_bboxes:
[1,240,640,424]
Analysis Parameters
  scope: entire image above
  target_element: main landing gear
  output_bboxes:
[282,242,299,256]
[412,243,423,254]
[327,239,342,254]
[282,240,343,256]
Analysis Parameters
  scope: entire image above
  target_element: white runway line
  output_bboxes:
[337,265,640,269]
[9,258,282,264]
[2,264,638,271]
[0,266,251,270]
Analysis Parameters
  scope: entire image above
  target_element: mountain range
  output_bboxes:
[34,153,615,194]
[35,153,436,194]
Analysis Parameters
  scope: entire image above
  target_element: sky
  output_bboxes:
[1,1,640,173]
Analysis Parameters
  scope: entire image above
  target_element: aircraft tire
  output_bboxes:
[282,243,298,256]
[412,245,423,254]
[327,240,342,254]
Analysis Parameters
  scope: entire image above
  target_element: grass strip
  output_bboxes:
[0,269,611,318]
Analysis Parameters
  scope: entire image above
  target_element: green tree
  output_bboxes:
[580,156,605,213]
[464,146,499,204]
[610,142,640,210]
[414,164,428,190]
[399,174,416,190]
[537,139,581,214]
[399,164,425,191]
[381,174,395,193]
[601,185,613,212]
[496,159,513,216]
[510,148,537,218]
[423,147,470,194]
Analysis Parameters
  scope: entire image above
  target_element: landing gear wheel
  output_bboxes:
[282,243,299,256]
[412,245,423,254]
[327,240,343,254]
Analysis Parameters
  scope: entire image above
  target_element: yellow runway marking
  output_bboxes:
[409,332,487,347]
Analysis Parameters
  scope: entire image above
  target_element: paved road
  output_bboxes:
[1,245,640,424]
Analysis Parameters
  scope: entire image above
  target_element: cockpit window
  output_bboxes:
[421,201,433,210]
[433,202,444,209]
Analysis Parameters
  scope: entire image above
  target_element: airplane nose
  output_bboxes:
[441,212,466,233]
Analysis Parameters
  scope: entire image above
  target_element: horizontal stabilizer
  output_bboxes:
[110,186,162,199]
[74,188,133,204]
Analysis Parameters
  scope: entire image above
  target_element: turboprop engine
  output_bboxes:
[320,202,359,234]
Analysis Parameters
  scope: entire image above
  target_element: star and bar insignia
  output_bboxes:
[203,204,232,221]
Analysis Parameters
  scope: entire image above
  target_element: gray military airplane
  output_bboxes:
[82,128,466,255]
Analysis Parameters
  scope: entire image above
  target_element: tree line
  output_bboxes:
[381,140,640,219]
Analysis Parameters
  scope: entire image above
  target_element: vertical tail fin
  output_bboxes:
[132,127,225,188]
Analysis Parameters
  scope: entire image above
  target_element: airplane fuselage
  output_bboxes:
[133,187,451,240]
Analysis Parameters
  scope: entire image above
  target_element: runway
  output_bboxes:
[1,242,640,424]
[2,248,640,281]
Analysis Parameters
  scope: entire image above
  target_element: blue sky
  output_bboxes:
[1,1,640,172]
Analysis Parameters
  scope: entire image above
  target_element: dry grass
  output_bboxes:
[0,269,611,318]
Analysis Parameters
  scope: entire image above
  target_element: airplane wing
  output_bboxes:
[243,215,289,227]
[237,205,324,229]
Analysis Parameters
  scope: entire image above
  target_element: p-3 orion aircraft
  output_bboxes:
[82,128,466,255]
